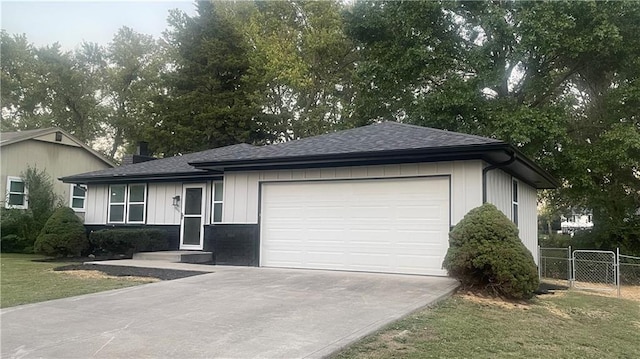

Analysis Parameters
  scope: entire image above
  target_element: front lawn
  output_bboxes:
[333,290,640,359]
[0,253,155,308]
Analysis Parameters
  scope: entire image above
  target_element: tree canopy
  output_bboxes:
[1,0,638,251]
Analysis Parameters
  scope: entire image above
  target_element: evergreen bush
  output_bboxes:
[89,228,169,257]
[34,207,88,257]
[443,203,539,299]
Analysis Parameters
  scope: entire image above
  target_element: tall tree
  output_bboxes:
[240,0,359,141]
[1,33,106,144]
[37,42,106,143]
[104,26,165,158]
[1,31,49,131]
[346,0,640,251]
[151,1,266,155]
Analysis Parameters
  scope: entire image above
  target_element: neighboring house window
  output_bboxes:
[108,184,146,224]
[212,181,223,223]
[6,176,27,209]
[70,184,87,212]
[512,179,519,226]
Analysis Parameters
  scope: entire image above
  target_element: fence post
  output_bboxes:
[568,245,573,288]
[538,245,541,280]
[617,247,621,298]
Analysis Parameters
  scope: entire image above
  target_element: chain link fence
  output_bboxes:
[539,247,571,282]
[539,247,640,298]
[620,254,640,285]
[572,250,617,293]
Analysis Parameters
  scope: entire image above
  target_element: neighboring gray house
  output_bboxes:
[62,122,557,276]
[1,127,114,214]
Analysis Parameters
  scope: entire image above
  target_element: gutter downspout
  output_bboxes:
[482,151,517,203]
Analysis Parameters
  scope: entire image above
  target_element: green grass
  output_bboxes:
[333,291,640,359]
[0,253,154,308]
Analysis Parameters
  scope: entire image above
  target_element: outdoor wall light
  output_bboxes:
[172,195,181,207]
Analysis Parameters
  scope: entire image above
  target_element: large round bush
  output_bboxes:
[443,203,539,299]
[34,207,88,257]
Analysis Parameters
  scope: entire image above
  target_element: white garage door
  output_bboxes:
[260,177,450,276]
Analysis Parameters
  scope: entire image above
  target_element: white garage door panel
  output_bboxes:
[261,177,450,276]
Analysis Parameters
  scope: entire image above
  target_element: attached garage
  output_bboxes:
[64,122,558,273]
[260,177,450,276]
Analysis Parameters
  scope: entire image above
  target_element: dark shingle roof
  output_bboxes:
[62,143,256,182]
[63,122,561,187]
[191,122,503,164]
[63,122,505,182]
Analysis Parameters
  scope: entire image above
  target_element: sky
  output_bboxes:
[1,0,197,50]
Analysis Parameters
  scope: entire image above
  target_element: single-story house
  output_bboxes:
[1,127,114,216]
[62,122,557,276]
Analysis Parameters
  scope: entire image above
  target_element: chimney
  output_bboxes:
[137,141,149,156]
[121,141,156,165]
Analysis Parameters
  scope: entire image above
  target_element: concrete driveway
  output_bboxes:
[1,266,458,358]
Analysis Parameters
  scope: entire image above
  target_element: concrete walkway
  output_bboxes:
[1,266,458,359]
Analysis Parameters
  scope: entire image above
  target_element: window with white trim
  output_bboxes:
[108,184,146,224]
[512,179,519,226]
[6,176,27,209]
[70,184,87,212]
[212,181,223,223]
[127,184,146,223]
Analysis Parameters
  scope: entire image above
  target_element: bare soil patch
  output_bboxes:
[52,269,159,282]
[541,278,640,302]
[458,291,532,310]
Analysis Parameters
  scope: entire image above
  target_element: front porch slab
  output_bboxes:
[132,250,213,264]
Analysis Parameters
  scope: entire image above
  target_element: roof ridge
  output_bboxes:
[0,127,60,143]
[378,121,504,143]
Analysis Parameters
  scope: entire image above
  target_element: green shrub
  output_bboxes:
[443,203,539,299]
[538,233,572,248]
[0,167,62,253]
[34,207,88,257]
[89,228,169,257]
[0,208,36,252]
[23,166,62,230]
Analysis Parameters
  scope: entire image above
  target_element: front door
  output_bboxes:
[180,184,206,250]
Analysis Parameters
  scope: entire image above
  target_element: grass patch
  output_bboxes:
[0,253,154,308]
[333,291,640,359]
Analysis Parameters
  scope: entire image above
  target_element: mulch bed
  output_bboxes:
[53,264,210,281]
[33,255,128,263]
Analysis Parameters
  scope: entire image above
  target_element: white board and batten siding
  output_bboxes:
[518,184,538,265]
[84,182,212,226]
[223,160,484,225]
[485,168,539,264]
[146,183,183,225]
[223,161,483,276]
[83,161,539,274]
[85,184,108,224]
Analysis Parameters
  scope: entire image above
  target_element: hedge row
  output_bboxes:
[89,228,169,257]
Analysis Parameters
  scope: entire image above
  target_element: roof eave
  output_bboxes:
[190,143,557,190]
[481,148,559,189]
[60,171,223,184]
